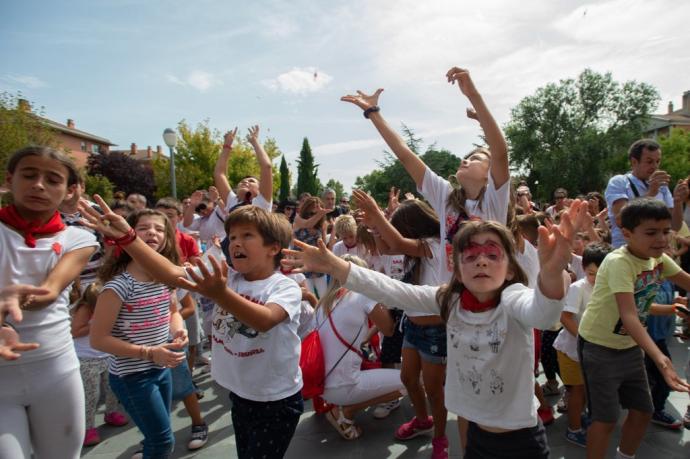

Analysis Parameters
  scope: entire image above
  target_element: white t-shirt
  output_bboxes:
[332,241,360,258]
[283,271,315,340]
[211,271,302,401]
[380,254,405,280]
[570,253,585,281]
[407,238,444,317]
[515,240,539,289]
[553,278,593,361]
[316,291,377,389]
[344,263,564,430]
[0,223,98,367]
[225,190,272,213]
[419,166,510,280]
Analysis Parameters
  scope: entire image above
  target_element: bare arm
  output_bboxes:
[368,304,394,337]
[183,190,204,229]
[70,306,92,338]
[672,180,689,231]
[616,292,690,391]
[560,311,579,337]
[611,198,628,228]
[341,89,427,188]
[177,292,196,320]
[214,128,238,201]
[447,67,509,188]
[247,125,273,202]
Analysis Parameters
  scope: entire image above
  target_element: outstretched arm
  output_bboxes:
[246,125,273,202]
[79,195,187,288]
[341,89,427,188]
[214,128,238,201]
[447,67,509,188]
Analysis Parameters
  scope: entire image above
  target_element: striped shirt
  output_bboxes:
[103,272,172,376]
[61,206,104,291]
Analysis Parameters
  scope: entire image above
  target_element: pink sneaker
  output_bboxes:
[431,435,449,459]
[104,411,128,427]
[395,416,434,440]
[83,427,101,446]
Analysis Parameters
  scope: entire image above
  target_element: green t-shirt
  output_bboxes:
[578,247,681,349]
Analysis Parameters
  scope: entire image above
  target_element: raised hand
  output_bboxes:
[223,127,238,150]
[189,190,205,207]
[282,239,345,278]
[673,179,689,203]
[208,186,220,203]
[246,125,260,146]
[538,199,587,272]
[446,67,478,97]
[0,284,50,324]
[178,255,229,302]
[0,326,39,360]
[648,170,671,195]
[340,89,384,111]
[79,195,131,239]
[386,187,400,214]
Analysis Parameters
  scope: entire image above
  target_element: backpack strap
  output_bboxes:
[626,174,641,198]
[328,305,365,359]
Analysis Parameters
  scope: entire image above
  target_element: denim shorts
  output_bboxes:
[402,319,447,364]
[170,357,195,401]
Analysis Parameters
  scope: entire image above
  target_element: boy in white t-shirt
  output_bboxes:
[553,242,612,447]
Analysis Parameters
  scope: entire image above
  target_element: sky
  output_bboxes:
[1,0,689,193]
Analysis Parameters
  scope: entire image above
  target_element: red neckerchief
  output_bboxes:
[344,242,357,249]
[460,288,499,313]
[0,205,65,248]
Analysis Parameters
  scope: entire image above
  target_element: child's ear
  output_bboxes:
[268,242,281,257]
[506,265,515,282]
[64,183,77,202]
[621,227,632,240]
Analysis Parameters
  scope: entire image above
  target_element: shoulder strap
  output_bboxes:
[626,175,640,198]
[328,308,365,359]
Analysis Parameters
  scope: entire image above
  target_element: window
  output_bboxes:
[80,142,87,152]
[91,144,100,154]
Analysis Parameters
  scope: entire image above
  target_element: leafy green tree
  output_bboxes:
[152,121,281,200]
[0,92,59,183]
[279,155,291,201]
[295,137,321,196]
[354,126,460,205]
[84,174,114,203]
[505,69,659,201]
[658,128,690,185]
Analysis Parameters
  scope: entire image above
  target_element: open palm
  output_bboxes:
[340,89,383,111]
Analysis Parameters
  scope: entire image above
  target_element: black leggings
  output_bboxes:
[540,329,561,381]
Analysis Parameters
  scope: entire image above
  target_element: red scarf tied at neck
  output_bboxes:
[460,288,499,313]
[0,205,65,248]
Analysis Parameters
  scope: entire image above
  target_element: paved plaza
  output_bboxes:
[82,336,690,459]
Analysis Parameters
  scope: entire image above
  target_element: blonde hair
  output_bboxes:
[436,220,528,322]
[318,254,369,315]
[334,214,357,238]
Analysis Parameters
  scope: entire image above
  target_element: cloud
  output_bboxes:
[164,70,220,92]
[263,67,333,94]
[3,74,47,88]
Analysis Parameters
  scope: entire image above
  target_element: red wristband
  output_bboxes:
[223,144,233,150]
[104,228,137,247]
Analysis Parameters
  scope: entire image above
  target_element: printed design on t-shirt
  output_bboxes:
[121,291,171,331]
[486,322,504,353]
[466,365,482,394]
[449,330,460,349]
[612,264,663,336]
[213,309,260,340]
[488,369,504,394]
[470,327,480,351]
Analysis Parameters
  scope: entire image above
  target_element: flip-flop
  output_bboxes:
[325,407,361,440]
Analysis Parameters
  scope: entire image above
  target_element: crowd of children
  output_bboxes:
[1,67,690,459]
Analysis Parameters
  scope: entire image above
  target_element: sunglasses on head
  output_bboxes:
[195,203,208,213]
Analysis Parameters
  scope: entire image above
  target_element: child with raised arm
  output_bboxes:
[81,200,303,459]
[577,198,690,459]
[0,146,98,459]
[341,67,510,281]
[284,202,588,458]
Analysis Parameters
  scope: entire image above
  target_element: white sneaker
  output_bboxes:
[373,398,401,419]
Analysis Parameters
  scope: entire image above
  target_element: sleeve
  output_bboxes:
[224,190,239,211]
[480,173,510,225]
[662,187,674,209]
[251,194,273,212]
[605,254,636,294]
[103,275,131,303]
[563,281,584,314]
[605,175,631,207]
[351,291,378,315]
[183,236,200,258]
[344,264,440,314]
[660,253,682,278]
[266,277,302,320]
[418,166,452,215]
[64,226,99,252]
[184,215,202,231]
[502,283,565,330]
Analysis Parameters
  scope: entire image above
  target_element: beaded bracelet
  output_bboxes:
[104,227,137,247]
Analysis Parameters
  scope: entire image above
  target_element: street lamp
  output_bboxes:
[162,128,178,198]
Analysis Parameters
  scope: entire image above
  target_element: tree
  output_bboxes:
[658,128,690,185]
[152,120,281,200]
[295,138,321,196]
[354,126,460,204]
[88,152,156,202]
[279,155,291,201]
[0,92,59,184]
[84,174,114,203]
[324,178,345,201]
[505,69,659,201]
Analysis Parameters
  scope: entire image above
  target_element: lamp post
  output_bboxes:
[162,128,178,198]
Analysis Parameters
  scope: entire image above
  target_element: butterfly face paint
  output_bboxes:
[460,240,505,264]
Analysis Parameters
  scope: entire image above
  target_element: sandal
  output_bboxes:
[326,407,361,440]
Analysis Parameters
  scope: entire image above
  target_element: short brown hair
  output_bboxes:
[225,206,292,268]
[628,138,660,161]
[7,145,79,186]
[155,197,183,215]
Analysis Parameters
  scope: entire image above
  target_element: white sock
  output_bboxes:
[616,447,635,459]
